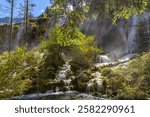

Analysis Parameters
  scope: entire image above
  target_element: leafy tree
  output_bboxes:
[87,0,148,23]
[40,24,100,67]
[43,0,101,67]
[49,0,149,25]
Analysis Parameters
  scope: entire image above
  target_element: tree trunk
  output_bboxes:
[25,0,29,43]
[9,0,14,51]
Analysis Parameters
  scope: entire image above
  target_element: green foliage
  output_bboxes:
[83,6,90,13]
[101,67,112,77]
[104,52,150,99]
[49,0,148,25]
[111,0,148,24]
[89,0,148,24]
[71,70,92,92]
[0,48,32,99]
[40,24,100,67]
[0,46,65,98]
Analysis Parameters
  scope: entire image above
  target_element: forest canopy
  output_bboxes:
[48,0,149,24]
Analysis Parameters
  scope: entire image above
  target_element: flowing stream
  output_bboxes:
[11,62,103,100]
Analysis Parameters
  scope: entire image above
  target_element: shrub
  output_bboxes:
[104,52,150,99]
[101,67,112,76]
[0,48,32,99]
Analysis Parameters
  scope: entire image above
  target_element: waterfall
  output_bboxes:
[3,25,10,51]
[118,22,128,54]
[143,12,150,48]
[56,62,71,81]
[55,62,72,91]
[14,23,24,49]
[96,55,111,63]
[127,16,139,53]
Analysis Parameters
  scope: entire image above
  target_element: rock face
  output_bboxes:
[139,13,150,52]
[0,18,49,53]
[81,17,128,58]
[81,12,150,58]
[0,13,150,55]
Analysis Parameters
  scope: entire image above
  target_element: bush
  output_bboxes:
[104,52,150,99]
[101,67,112,76]
[0,48,32,99]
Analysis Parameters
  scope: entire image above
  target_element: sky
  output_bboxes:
[0,0,50,18]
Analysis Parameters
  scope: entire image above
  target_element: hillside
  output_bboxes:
[0,0,150,100]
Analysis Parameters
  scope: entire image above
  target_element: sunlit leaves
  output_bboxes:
[0,48,32,98]
[83,6,89,13]
[89,0,148,24]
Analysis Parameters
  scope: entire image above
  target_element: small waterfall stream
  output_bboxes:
[11,61,103,100]
[56,62,71,81]
[55,62,72,91]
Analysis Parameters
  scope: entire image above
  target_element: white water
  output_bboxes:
[55,62,72,91]
[11,91,103,100]
[96,55,111,63]
[127,16,139,53]
[118,54,136,62]
[14,23,24,49]
[95,55,114,67]
[56,62,71,81]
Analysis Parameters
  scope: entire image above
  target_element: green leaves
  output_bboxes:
[83,6,90,13]
[0,48,31,98]
[89,0,148,24]
[105,52,150,99]
[0,47,46,99]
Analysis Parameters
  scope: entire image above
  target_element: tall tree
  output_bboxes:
[25,0,29,43]
[23,0,35,43]
[6,0,14,51]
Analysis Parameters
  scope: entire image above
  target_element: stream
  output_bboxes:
[11,91,104,100]
[11,61,104,100]
[11,53,135,100]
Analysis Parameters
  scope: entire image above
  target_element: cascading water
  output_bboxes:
[127,16,139,53]
[142,12,150,49]
[56,62,71,81]
[55,61,72,91]
[96,55,111,63]
[11,60,103,100]
[3,25,10,51]
[14,23,24,49]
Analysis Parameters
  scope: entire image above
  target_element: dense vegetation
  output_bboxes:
[102,52,150,99]
[0,0,150,99]
[0,24,100,99]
